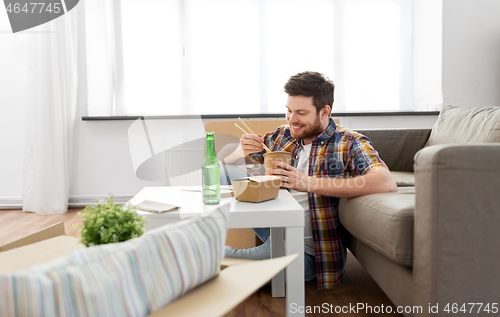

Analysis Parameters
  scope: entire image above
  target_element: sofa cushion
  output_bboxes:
[426,105,500,146]
[390,171,415,187]
[339,187,414,267]
[0,204,230,317]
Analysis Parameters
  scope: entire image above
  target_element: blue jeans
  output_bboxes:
[220,163,250,185]
[224,228,316,282]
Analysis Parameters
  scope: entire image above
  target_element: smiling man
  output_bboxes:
[223,71,397,289]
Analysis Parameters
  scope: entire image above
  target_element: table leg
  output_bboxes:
[270,227,285,297]
[285,226,305,317]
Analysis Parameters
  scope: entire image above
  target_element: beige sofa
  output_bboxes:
[339,105,500,316]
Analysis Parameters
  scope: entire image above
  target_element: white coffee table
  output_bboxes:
[128,186,305,317]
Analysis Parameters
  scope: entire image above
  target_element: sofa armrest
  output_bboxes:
[413,144,500,311]
[357,128,431,172]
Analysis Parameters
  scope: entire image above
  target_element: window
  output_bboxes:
[85,0,413,117]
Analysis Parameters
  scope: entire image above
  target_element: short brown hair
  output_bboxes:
[284,71,335,114]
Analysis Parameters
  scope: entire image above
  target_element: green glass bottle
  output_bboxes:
[202,132,221,204]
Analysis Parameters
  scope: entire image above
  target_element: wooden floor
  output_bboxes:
[0,208,84,246]
[225,254,401,317]
[0,208,401,317]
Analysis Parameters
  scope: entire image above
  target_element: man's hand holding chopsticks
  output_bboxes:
[239,133,265,157]
[221,133,265,164]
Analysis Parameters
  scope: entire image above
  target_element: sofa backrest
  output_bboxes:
[426,105,500,146]
[356,129,431,172]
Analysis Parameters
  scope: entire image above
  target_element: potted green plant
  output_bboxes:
[75,196,145,247]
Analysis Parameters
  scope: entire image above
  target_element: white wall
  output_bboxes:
[69,120,165,198]
[442,0,500,107]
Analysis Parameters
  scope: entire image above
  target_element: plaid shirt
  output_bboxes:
[250,118,387,289]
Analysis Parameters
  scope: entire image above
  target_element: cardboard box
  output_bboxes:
[0,221,66,252]
[0,222,85,271]
[232,176,281,203]
[0,222,297,317]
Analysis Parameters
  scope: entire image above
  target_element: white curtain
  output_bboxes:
[84,0,121,117]
[22,7,79,214]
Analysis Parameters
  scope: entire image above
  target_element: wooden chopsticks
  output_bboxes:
[235,118,271,152]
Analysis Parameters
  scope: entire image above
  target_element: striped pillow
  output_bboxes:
[0,204,230,317]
